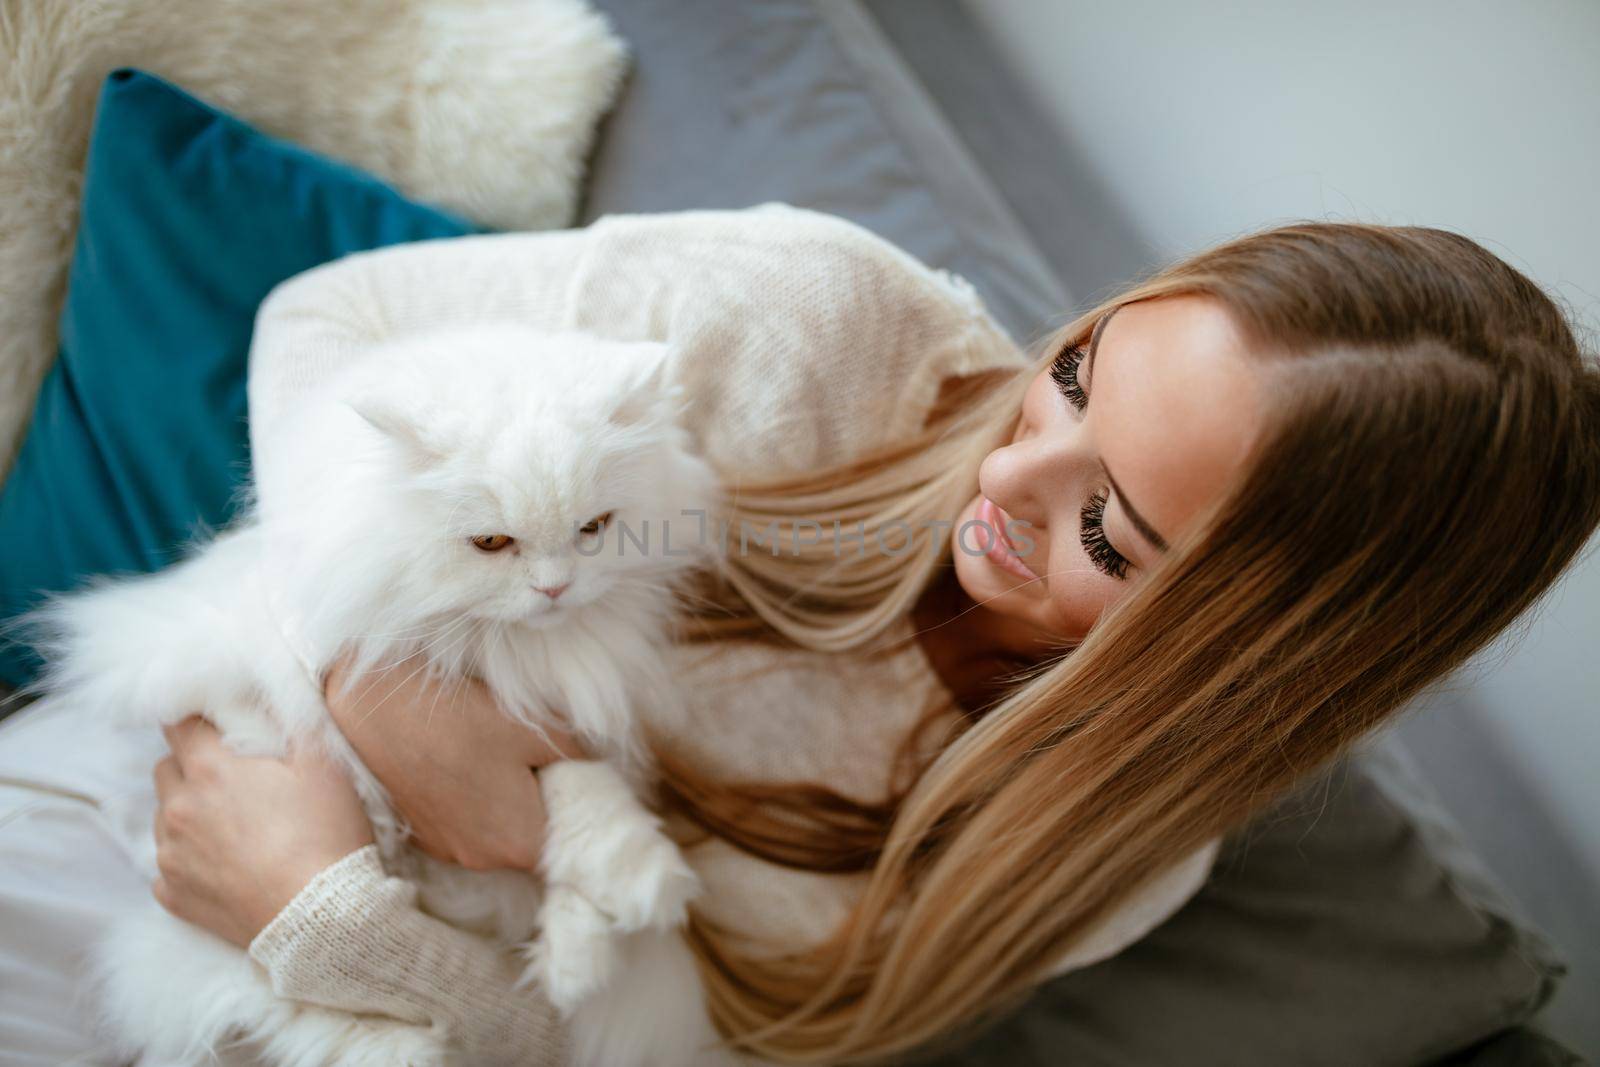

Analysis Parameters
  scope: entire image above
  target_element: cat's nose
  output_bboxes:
[534,583,570,601]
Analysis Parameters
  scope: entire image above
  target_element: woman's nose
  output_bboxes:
[981,432,1080,518]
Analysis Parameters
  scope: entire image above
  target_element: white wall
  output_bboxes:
[961,0,1600,1050]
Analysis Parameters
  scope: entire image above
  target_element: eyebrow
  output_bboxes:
[1083,308,1170,554]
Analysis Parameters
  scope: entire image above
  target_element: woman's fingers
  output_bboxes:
[153,754,181,799]
[153,755,179,851]
[161,714,221,764]
[279,737,349,787]
[151,876,176,916]
[144,720,376,947]
[321,649,358,703]
[161,717,197,771]
[525,720,584,768]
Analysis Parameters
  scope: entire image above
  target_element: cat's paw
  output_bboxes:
[583,826,701,934]
[525,885,619,1015]
[539,760,702,933]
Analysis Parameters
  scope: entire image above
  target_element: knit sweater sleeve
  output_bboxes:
[248,844,567,1066]
[246,203,1028,507]
[557,204,1028,477]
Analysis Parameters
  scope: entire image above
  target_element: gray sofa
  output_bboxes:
[0,1,1572,1062]
[576,1,1579,1063]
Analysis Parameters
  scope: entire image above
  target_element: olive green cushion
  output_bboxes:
[912,738,1564,1066]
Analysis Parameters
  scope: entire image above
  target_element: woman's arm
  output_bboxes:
[247,206,1027,506]
[247,845,566,1064]
[154,718,568,1065]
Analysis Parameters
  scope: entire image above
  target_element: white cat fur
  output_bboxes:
[21,324,733,1067]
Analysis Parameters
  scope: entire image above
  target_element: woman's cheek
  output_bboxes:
[1042,543,1110,643]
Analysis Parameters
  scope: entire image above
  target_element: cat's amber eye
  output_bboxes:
[578,511,614,536]
[470,534,514,553]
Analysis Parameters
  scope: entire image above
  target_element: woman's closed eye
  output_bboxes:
[1050,341,1088,412]
[1050,340,1132,580]
[1080,490,1131,580]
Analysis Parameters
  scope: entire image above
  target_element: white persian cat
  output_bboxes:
[21,324,733,1067]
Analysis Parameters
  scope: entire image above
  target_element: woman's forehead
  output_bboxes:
[1086,296,1265,551]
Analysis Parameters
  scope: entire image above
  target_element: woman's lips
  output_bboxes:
[975,496,1041,583]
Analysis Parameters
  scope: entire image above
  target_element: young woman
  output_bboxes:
[4,204,1597,1066]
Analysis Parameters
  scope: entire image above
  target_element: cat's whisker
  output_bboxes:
[422,663,467,730]
[346,616,476,727]
[398,614,477,671]
[333,618,452,642]
[341,617,465,677]
[347,652,446,729]
[424,622,482,728]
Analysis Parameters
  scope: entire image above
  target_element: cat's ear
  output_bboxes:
[608,342,676,427]
[348,395,447,469]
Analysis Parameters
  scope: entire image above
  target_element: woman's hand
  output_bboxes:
[321,653,581,872]
[153,717,374,948]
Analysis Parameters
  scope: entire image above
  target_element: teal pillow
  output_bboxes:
[0,69,480,689]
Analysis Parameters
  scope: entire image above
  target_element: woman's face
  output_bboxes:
[951,294,1266,647]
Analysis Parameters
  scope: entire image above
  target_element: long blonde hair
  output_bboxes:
[658,222,1600,1063]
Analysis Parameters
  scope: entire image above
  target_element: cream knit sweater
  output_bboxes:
[242,204,1222,1065]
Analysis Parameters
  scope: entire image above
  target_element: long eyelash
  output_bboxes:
[1050,342,1089,411]
[1079,489,1131,580]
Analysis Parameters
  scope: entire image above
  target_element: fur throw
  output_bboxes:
[0,0,628,478]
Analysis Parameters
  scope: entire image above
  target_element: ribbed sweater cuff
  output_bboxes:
[248,843,567,1064]
[249,845,405,1002]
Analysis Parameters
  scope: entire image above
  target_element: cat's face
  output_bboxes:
[341,326,718,629]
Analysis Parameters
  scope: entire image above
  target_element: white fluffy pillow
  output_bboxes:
[0,0,629,477]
